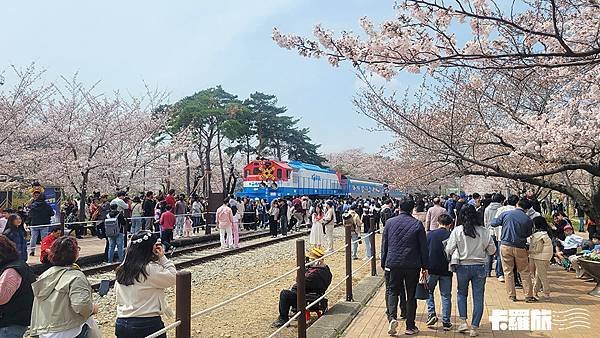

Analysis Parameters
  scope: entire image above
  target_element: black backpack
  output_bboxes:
[104,213,120,237]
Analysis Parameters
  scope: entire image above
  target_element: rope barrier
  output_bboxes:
[190,266,300,319]
[351,256,374,276]
[350,231,373,245]
[145,320,182,338]
[267,311,302,338]
[306,275,349,311]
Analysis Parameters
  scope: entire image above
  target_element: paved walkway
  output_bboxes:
[344,263,598,337]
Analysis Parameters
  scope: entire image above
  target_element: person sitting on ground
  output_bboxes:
[115,230,176,338]
[584,234,600,252]
[555,225,583,268]
[40,226,62,266]
[0,235,36,338]
[271,247,332,328]
[29,236,99,337]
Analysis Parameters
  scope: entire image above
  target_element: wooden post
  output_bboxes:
[296,240,307,338]
[345,224,353,301]
[176,270,192,338]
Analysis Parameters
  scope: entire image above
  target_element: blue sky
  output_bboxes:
[1,0,423,153]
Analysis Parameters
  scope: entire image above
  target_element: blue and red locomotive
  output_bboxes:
[240,159,403,201]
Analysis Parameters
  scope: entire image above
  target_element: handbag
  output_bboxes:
[443,237,460,272]
[415,273,430,300]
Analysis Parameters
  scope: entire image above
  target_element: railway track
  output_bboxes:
[88,228,312,291]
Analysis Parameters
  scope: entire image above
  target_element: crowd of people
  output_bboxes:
[380,191,599,337]
[1,187,599,337]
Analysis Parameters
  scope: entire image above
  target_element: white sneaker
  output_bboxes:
[469,328,479,337]
[457,319,469,333]
[498,276,505,282]
[388,319,398,335]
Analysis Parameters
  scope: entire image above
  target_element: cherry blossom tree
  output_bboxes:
[274,0,600,218]
[16,74,169,218]
[0,65,54,179]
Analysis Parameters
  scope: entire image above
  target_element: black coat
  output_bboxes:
[292,265,332,295]
[28,200,54,226]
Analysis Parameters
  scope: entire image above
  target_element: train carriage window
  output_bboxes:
[276,169,282,179]
[253,167,259,175]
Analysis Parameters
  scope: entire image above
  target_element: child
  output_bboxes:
[159,205,176,251]
[183,216,193,237]
[555,225,583,269]
[529,217,553,299]
[40,226,62,266]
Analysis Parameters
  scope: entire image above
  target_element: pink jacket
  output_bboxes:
[216,205,234,229]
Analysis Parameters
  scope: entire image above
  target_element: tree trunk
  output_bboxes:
[78,171,88,221]
[217,132,227,194]
[245,135,251,162]
[275,139,282,161]
[184,151,191,196]
[204,135,213,199]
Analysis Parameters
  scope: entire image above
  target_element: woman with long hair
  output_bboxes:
[309,204,325,248]
[114,230,176,338]
[2,215,27,262]
[30,236,99,337]
[445,204,495,337]
[0,235,35,337]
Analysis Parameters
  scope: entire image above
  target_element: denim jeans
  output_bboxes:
[280,216,288,236]
[130,217,143,234]
[364,232,372,258]
[107,233,124,263]
[0,325,28,338]
[175,215,185,237]
[579,217,585,232]
[426,274,452,323]
[456,264,487,327]
[496,240,504,277]
[29,226,49,254]
[115,316,165,338]
[351,232,359,259]
[144,218,154,231]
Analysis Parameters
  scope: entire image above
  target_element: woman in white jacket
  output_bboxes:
[114,230,177,338]
[528,217,553,299]
[445,205,496,337]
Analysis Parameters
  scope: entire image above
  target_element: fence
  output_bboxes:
[144,217,381,338]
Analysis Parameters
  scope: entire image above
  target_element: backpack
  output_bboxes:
[104,213,120,237]
[529,233,545,254]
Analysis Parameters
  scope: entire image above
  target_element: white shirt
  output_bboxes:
[40,317,96,338]
[110,198,129,213]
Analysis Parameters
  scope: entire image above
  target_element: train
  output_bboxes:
[240,159,403,201]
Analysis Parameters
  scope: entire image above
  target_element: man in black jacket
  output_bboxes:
[381,196,429,336]
[27,193,55,256]
[271,247,333,328]
[142,191,155,231]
